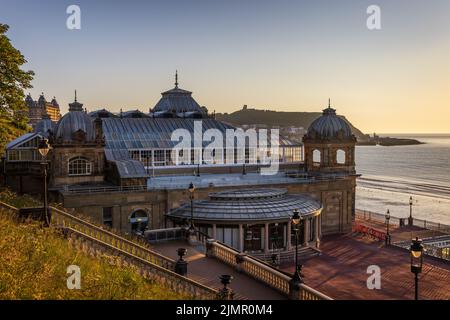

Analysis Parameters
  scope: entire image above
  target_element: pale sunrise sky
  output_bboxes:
[1,0,449,133]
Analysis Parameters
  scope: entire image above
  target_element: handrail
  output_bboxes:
[207,240,332,300]
[0,200,20,213]
[61,185,147,194]
[0,200,219,299]
[50,206,175,269]
[356,209,450,234]
[65,227,218,299]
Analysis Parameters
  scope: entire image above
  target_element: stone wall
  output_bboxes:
[61,176,356,236]
[50,145,105,187]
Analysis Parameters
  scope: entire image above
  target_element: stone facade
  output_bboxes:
[59,169,355,236]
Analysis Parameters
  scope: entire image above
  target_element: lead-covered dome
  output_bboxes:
[34,113,54,137]
[54,92,95,142]
[305,102,353,141]
[167,188,322,222]
[152,72,206,117]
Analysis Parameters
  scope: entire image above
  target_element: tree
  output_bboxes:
[0,23,34,153]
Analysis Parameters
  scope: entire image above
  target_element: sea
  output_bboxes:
[356,134,450,225]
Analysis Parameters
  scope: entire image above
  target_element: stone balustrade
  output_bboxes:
[66,227,218,299]
[206,239,332,300]
[51,206,176,270]
[0,201,219,300]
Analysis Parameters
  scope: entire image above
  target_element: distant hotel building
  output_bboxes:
[26,92,61,126]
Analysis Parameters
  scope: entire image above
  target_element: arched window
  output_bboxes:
[313,149,321,163]
[336,149,346,164]
[68,156,92,176]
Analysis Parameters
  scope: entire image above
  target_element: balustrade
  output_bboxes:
[207,240,331,300]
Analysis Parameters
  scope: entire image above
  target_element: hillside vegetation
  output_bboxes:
[0,190,187,300]
[216,107,368,141]
[0,117,30,156]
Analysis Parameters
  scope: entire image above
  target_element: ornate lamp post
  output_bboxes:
[410,237,424,300]
[409,196,414,226]
[187,182,197,244]
[385,209,391,246]
[188,182,195,230]
[38,138,51,226]
[291,209,304,284]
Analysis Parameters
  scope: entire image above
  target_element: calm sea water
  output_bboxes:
[355,134,450,225]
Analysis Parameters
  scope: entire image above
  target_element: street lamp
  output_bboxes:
[410,237,424,300]
[291,209,304,284]
[385,209,391,246]
[409,196,414,226]
[188,182,195,230]
[38,138,51,226]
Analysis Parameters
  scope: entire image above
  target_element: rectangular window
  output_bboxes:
[310,217,316,242]
[129,150,140,161]
[7,150,19,161]
[103,207,113,228]
[154,150,165,166]
[141,150,152,167]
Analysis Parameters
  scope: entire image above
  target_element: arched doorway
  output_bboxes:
[130,209,149,234]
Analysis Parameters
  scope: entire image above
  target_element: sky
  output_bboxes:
[1,0,449,133]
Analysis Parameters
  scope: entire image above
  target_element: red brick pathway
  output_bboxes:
[281,234,450,300]
[152,240,286,300]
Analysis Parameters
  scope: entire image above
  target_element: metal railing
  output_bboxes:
[61,184,147,194]
[145,227,184,242]
[393,235,450,261]
[355,209,450,234]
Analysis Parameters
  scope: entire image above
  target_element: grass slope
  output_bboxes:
[0,189,188,300]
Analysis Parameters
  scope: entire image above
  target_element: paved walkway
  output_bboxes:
[355,217,447,242]
[281,233,450,300]
[151,240,286,300]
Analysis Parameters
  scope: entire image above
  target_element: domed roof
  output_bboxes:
[25,93,34,106]
[152,72,206,116]
[305,101,353,141]
[54,92,95,142]
[167,188,322,222]
[34,113,54,137]
[37,93,46,107]
[50,96,59,107]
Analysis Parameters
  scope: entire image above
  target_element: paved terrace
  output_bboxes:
[151,240,286,300]
[147,172,310,190]
[281,232,450,300]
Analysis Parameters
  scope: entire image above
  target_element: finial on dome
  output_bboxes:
[328,98,331,109]
[175,70,178,88]
[74,90,77,102]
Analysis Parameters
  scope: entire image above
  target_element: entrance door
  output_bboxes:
[244,224,263,252]
[130,210,149,235]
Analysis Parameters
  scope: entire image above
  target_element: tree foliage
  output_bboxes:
[0,23,34,153]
